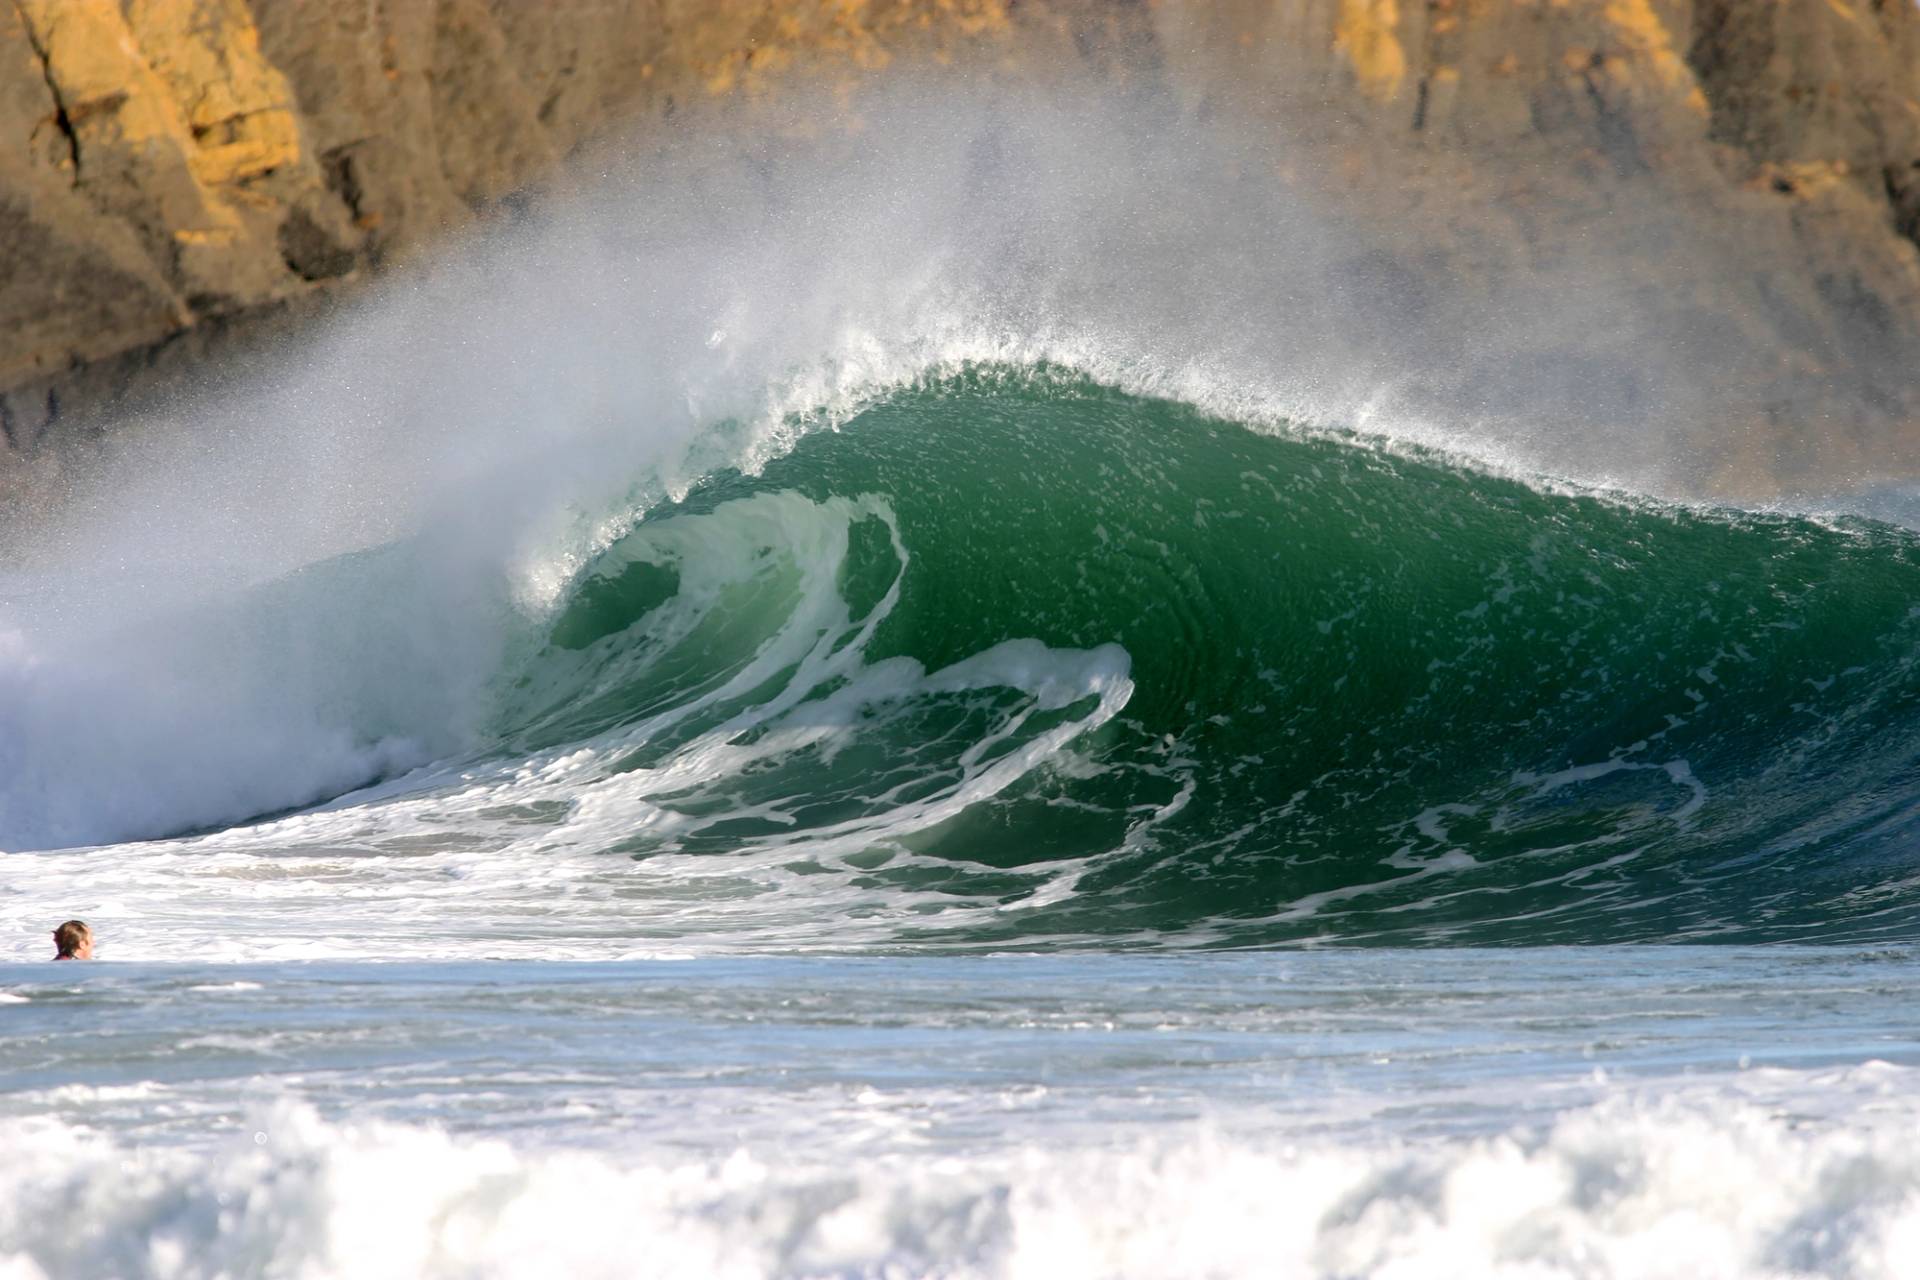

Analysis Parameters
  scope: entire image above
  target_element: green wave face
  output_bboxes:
[516,371,1920,946]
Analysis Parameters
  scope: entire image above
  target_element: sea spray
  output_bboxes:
[5,84,1920,947]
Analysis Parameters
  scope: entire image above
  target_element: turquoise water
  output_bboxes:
[512,372,1920,946]
[21,373,1920,950]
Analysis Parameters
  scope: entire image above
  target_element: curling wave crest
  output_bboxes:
[11,371,1920,956]
[9,86,1920,956]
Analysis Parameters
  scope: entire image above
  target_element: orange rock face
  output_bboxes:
[1,0,1918,499]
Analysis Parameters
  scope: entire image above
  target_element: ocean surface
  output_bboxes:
[8,373,1920,1277]
[7,90,1920,1277]
[5,951,1920,1278]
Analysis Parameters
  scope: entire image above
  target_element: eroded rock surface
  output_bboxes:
[1,0,1917,500]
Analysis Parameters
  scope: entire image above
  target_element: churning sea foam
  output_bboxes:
[5,1084,1920,1280]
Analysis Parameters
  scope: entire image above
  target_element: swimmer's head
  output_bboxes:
[52,920,92,960]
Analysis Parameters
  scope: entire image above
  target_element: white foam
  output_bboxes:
[1515,757,1709,824]
[5,1090,1920,1279]
[0,488,1134,961]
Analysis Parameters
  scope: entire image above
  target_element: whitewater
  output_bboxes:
[6,84,1920,1278]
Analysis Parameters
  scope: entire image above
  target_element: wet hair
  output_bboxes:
[52,920,91,957]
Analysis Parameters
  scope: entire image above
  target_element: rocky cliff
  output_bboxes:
[0,0,1049,472]
[1160,0,1920,491]
[2,0,1918,500]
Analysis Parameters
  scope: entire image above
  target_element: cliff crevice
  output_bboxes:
[12,0,79,184]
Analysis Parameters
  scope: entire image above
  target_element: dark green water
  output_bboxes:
[496,370,1920,945]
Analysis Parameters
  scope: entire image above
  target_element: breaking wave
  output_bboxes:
[7,86,1920,952]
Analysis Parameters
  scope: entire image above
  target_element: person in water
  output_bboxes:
[52,920,93,961]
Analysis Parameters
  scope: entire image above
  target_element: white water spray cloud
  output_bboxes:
[0,78,1775,850]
